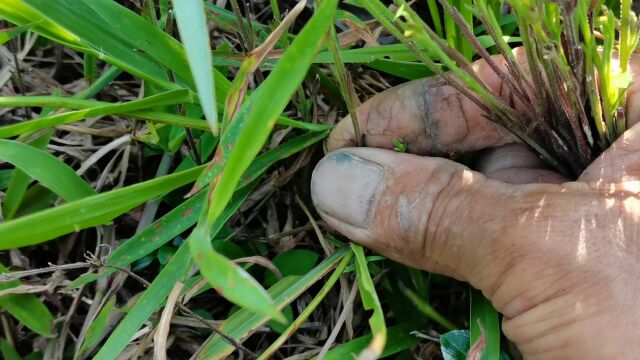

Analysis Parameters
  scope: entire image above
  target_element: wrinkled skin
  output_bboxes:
[310,50,640,359]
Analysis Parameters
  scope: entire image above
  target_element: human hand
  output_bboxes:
[310,51,640,359]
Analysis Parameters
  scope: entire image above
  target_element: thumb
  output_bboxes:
[311,147,516,283]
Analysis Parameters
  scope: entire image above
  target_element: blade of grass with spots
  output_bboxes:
[91,178,260,359]
[187,0,339,322]
[173,0,218,134]
[92,177,265,359]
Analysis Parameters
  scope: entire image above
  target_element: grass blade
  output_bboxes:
[0,264,54,338]
[67,130,328,289]
[188,217,285,322]
[0,338,22,360]
[173,0,218,134]
[0,166,203,249]
[314,323,418,360]
[0,95,331,134]
[0,24,29,45]
[2,130,54,220]
[189,0,339,323]
[0,90,194,138]
[202,0,338,224]
[198,247,350,359]
[351,244,387,359]
[0,140,95,204]
[470,288,500,360]
[76,298,117,358]
[93,243,192,360]
[257,249,354,359]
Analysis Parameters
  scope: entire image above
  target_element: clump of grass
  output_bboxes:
[363,0,640,177]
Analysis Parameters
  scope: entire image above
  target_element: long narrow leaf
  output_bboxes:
[0,90,194,138]
[188,0,339,324]
[0,166,203,249]
[315,323,418,360]
[0,140,95,202]
[93,243,192,360]
[470,288,500,360]
[0,264,54,338]
[2,130,54,220]
[0,96,332,133]
[352,244,387,359]
[199,247,350,359]
[173,0,218,134]
[203,0,339,224]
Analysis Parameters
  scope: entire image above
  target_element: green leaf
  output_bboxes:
[0,24,29,45]
[198,247,350,359]
[0,170,12,190]
[189,0,339,325]
[0,95,331,134]
[2,130,54,220]
[0,338,22,360]
[0,90,195,138]
[173,0,218,133]
[0,139,95,204]
[401,283,457,331]
[77,298,118,358]
[351,244,387,358]
[470,288,500,360]
[0,166,203,249]
[2,0,173,90]
[440,330,471,360]
[0,264,54,338]
[264,249,319,287]
[93,178,258,359]
[203,0,339,224]
[93,243,192,360]
[315,323,419,360]
[190,218,285,323]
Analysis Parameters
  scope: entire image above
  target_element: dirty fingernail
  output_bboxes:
[311,150,384,228]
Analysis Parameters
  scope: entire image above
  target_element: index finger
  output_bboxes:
[329,50,640,156]
[327,49,527,154]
